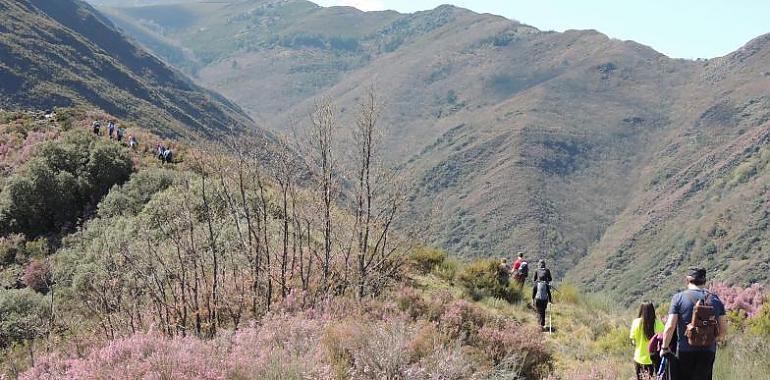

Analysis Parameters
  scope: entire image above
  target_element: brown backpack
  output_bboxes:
[684,291,719,347]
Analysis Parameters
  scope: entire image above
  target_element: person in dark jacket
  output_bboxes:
[533,259,552,283]
[532,277,553,329]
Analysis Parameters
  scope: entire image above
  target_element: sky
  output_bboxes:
[314,0,770,59]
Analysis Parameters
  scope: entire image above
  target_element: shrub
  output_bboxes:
[434,257,459,281]
[0,234,26,266]
[747,304,770,336]
[0,130,133,237]
[476,322,552,377]
[710,282,766,317]
[408,247,447,274]
[0,288,51,348]
[457,259,519,302]
[21,259,51,293]
[98,168,176,217]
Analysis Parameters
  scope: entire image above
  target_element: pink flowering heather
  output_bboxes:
[710,282,767,317]
[21,333,226,380]
[22,259,52,293]
[227,312,333,379]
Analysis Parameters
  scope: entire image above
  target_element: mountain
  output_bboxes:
[96,0,770,300]
[0,0,255,138]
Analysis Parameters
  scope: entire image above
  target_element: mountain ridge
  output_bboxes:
[89,0,770,300]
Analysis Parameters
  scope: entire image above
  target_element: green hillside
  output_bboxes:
[96,0,770,301]
[0,0,254,138]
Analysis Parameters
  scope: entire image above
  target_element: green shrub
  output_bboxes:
[457,259,520,303]
[0,288,51,348]
[408,247,447,274]
[0,130,133,237]
[434,258,459,282]
[98,168,176,217]
[0,234,26,266]
[748,304,770,336]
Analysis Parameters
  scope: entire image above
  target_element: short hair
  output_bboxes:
[687,276,706,286]
[518,252,524,258]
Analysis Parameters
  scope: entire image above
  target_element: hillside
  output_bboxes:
[0,0,254,138]
[97,0,770,300]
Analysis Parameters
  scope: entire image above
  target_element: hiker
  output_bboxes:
[107,121,115,139]
[92,120,101,135]
[498,258,511,286]
[157,144,165,159]
[116,126,125,142]
[162,148,173,163]
[630,301,665,380]
[513,252,524,272]
[533,259,552,283]
[128,135,138,149]
[513,253,528,287]
[532,276,552,329]
[660,267,727,380]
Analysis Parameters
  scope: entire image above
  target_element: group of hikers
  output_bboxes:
[498,253,553,330]
[91,119,137,148]
[91,120,172,163]
[499,255,725,380]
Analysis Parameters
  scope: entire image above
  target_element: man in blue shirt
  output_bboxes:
[661,267,728,380]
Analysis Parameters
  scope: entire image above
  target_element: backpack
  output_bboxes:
[518,262,529,277]
[535,281,549,301]
[684,291,719,347]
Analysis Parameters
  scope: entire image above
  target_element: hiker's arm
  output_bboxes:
[661,314,677,352]
[718,315,728,343]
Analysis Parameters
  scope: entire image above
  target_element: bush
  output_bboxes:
[0,130,133,237]
[434,257,459,281]
[457,259,520,302]
[98,168,176,217]
[476,322,553,378]
[0,288,51,348]
[21,259,51,293]
[0,234,26,266]
[408,247,447,274]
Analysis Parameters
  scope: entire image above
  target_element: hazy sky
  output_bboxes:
[315,0,770,59]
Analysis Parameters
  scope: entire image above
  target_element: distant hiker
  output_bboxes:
[497,258,511,286]
[532,277,552,329]
[513,253,528,286]
[630,301,665,380]
[513,252,524,273]
[162,148,173,163]
[157,144,165,159]
[660,267,727,380]
[107,121,115,139]
[533,259,552,283]
[116,126,125,142]
[128,135,138,149]
[92,120,101,135]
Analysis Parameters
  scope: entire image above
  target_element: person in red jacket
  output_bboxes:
[512,252,524,272]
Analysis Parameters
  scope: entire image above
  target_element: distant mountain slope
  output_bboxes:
[0,0,254,138]
[568,34,770,301]
[97,0,770,296]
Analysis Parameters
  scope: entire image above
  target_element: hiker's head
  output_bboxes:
[686,266,707,286]
[538,259,546,268]
[518,252,524,259]
[639,301,657,340]
[638,301,656,319]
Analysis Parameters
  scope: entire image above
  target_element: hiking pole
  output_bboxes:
[657,355,668,380]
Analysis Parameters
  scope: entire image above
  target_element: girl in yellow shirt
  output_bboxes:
[630,301,665,379]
